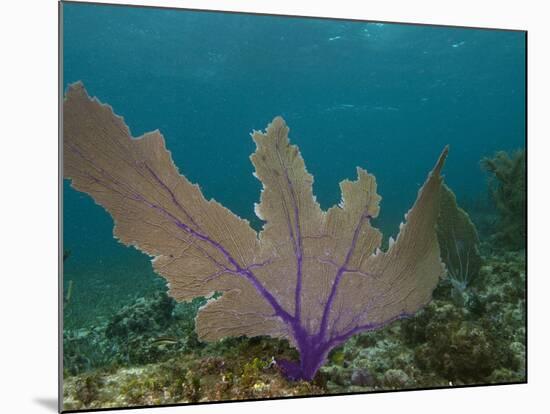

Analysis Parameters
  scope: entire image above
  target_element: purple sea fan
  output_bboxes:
[63,82,448,381]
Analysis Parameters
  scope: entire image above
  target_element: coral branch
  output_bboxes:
[318,210,373,341]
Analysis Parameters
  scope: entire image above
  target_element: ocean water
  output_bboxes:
[61,1,526,405]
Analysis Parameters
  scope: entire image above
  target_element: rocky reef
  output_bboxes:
[62,246,525,409]
[63,292,205,375]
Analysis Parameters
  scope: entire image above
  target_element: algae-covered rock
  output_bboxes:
[321,327,420,391]
[63,348,325,411]
[64,291,208,375]
[103,292,205,365]
[401,300,467,346]
[407,288,524,384]
[63,324,116,376]
[106,292,175,339]
[350,368,375,387]
[382,369,412,389]
[415,321,495,383]
[399,246,525,385]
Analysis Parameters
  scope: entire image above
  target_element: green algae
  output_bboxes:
[481,149,526,250]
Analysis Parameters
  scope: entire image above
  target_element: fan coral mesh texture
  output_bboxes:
[63,83,448,380]
[437,184,482,292]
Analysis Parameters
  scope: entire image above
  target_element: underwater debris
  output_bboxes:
[481,149,526,250]
[63,82,447,381]
[436,184,482,302]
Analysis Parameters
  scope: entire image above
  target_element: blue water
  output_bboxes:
[62,2,525,316]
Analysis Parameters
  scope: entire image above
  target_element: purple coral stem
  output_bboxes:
[271,138,305,322]
[144,189,296,326]
[317,210,372,341]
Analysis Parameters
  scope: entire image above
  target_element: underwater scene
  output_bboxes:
[61,2,526,411]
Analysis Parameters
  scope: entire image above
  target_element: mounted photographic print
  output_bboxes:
[60,1,527,411]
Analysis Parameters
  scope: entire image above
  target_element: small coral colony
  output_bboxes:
[62,83,525,409]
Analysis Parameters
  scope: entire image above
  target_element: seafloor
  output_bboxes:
[62,245,525,410]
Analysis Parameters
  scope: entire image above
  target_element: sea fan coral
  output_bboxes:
[63,82,448,381]
[437,184,482,294]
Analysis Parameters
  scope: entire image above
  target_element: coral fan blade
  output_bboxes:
[250,117,325,323]
[323,147,448,343]
[63,82,448,382]
[63,83,290,342]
